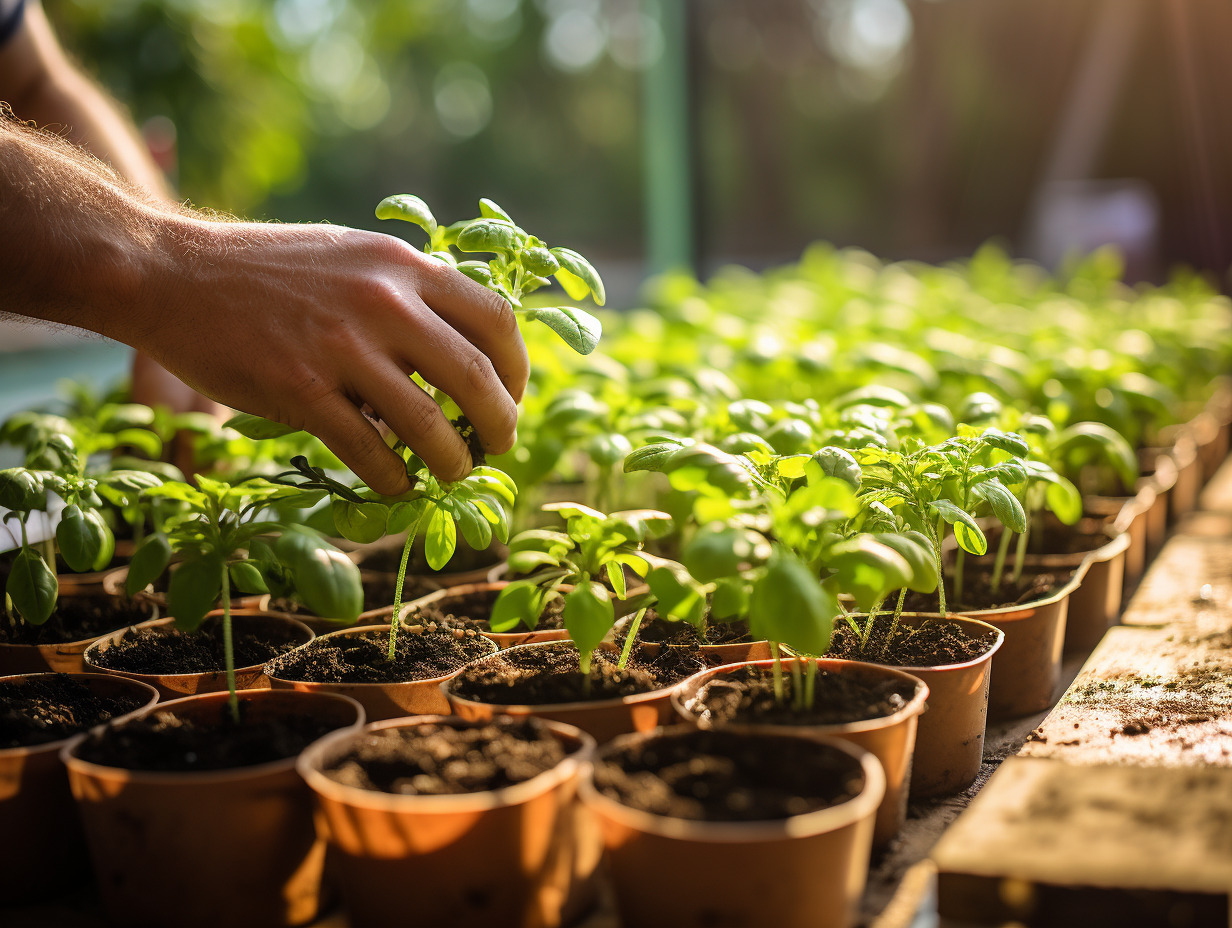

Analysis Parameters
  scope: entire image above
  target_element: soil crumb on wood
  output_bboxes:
[902,567,1070,613]
[593,728,866,822]
[0,675,146,749]
[0,597,156,646]
[324,718,568,795]
[74,701,342,771]
[450,640,704,706]
[829,615,998,667]
[266,625,492,684]
[91,618,305,674]
[689,664,915,727]
[410,588,566,634]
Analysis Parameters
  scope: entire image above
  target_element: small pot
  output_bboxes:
[610,613,772,664]
[1184,408,1230,483]
[298,715,599,928]
[251,595,397,634]
[405,582,574,649]
[1017,528,1130,654]
[1084,490,1153,592]
[579,726,885,928]
[952,564,1087,720]
[102,563,265,610]
[54,539,137,595]
[671,657,927,847]
[267,624,498,721]
[1138,448,1177,556]
[0,672,158,903]
[0,592,159,676]
[61,689,364,928]
[443,641,677,743]
[84,612,314,700]
[841,614,1004,798]
[1166,434,1203,523]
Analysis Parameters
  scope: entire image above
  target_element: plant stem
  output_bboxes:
[886,588,908,647]
[953,549,965,607]
[580,651,592,698]
[803,659,817,711]
[860,599,881,654]
[769,640,785,706]
[928,517,948,617]
[221,563,238,723]
[617,606,646,669]
[790,656,804,711]
[1012,521,1030,585]
[991,527,1013,590]
[43,538,57,582]
[388,511,429,663]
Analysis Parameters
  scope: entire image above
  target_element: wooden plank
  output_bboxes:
[933,758,1232,925]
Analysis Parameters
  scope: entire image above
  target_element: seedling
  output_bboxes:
[491,503,671,688]
[137,476,362,720]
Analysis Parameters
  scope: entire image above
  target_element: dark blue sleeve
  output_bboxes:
[0,0,26,48]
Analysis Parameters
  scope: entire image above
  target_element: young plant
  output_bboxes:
[138,476,362,720]
[490,503,671,687]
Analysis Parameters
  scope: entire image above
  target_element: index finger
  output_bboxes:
[413,259,531,403]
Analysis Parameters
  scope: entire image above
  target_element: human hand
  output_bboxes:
[129,218,529,495]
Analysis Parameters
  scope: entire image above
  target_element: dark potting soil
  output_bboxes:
[267,572,434,617]
[361,537,500,576]
[902,567,1070,613]
[410,588,566,635]
[829,615,998,667]
[0,596,156,646]
[689,664,915,727]
[0,675,147,749]
[324,718,568,795]
[74,701,340,771]
[90,620,304,674]
[617,611,755,647]
[453,414,486,468]
[593,728,866,822]
[265,626,492,684]
[450,640,706,706]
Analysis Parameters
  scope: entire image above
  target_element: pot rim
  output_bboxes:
[253,596,398,627]
[82,612,314,683]
[671,657,929,737]
[1016,524,1131,569]
[832,613,1005,673]
[441,639,677,714]
[577,725,886,842]
[0,589,162,652]
[0,671,160,758]
[296,713,596,813]
[609,612,766,651]
[927,557,1089,620]
[101,564,263,608]
[59,688,364,784]
[264,623,498,689]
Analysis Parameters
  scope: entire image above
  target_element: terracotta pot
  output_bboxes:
[610,613,773,664]
[1186,409,1229,482]
[267,624,498,721]
[405,582,574,649]
[54,539,137,594]
[1084,490,1152,592]
[298,715,599,928]
[1167,434,1203,523]
[443,641,677,743]
[0,592,159,676]
[102,563,265,610]
[1016,529,1129,654]
[841,614,1004,798]
[61,689,363,928]
[579,726,885,928]
[1138,448,1176,557]
[0,672,158,903]
[671,657,927,847]
[251,595,397,634]
[954,563,1087,720]
[83,612,314,700]
[487,561,651,602]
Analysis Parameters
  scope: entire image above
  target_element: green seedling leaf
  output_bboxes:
[809,447,862,490]
[605,560,627,598]
[972,478,1027,533]
[828,535,913,613]
[551,247,605,305]
[228,560,269,596]
[521,306,603,355]
[168,557,223,632]
[874,532,939,594]
[748,550,837,656]
[331,499,389,545]
[291,546,362,622]
[682,526,770,584]
[522,246,559,277]
[980,428,1030,458]
[928,499,988,555]
[126,533,173,598]
[457,218,517,254]
[623,439,691,474]
[0,468,46,511]
[375,194,438,235]
[55,505,107,572]
[1045,476,1083,525]
[224,413,301,441]
[456,261,493,286]
[6,548,57,625]
[478,198,513,222]
[489,579,546,633]
[425,505,458,571]
[563,581,614,665]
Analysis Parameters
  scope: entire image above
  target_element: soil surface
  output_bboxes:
[902,567,1071,613]
[619,611,756,647]
[0,596,156,646]
[0,675,147,749]
[410,587,566,634]
[74,701,342,771]
[90,619,304,674]
[985,519,1113,558]
[268,572,435,617]
[829,615,998,667]
[361,537,500,577]
[266,625,492,684]
[324,718,568,795]
[689,664,916,727]
[450,640,706,705]
[593,727,866,821]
